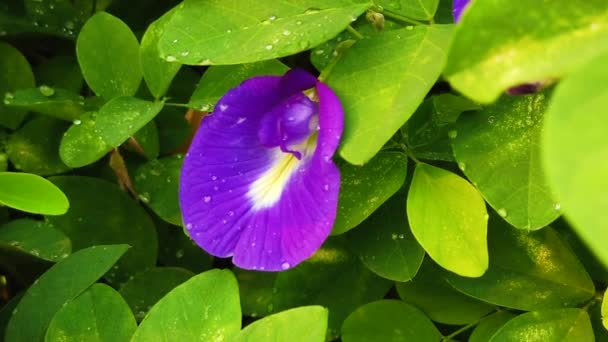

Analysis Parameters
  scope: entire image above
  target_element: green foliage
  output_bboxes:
[1,0,607,340]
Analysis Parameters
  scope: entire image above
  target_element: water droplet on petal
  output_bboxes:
[281,262,290,270]
[203,196,211,203]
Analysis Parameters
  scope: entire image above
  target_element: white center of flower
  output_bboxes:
[247,134,317,210]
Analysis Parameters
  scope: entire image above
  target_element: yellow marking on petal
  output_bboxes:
[248,134,317,210]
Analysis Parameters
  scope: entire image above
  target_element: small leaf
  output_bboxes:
[95,96,164,147]
[333,152,408,235]
[469,311,516,342]
[444,0,608,103]
[0,172,69,215]
[0,42,35,129]
[347,192,424,282]
[542,54,608,267]
[233,306,328,342]
[341,300,441,342]
[375,0,439,20]
[5,244,129,342]
[47,176,158,285]
[407,163,488,277]
[490,309,594,342]
[7,117,71,175]
[133,155,182,225]
[158,0,371,65]
[189,60,288,111]
[59,111,112,168]
[445,218,595,311]
[119,267,194,322]
[326,25,453,164]
[0,218,71,262]
[140,7,181,99]
[130,269,241,342]
[396,259,495,325]
[452,92,559,230]
[76,12,142,99]
[45,284,137,342]
[4,87,87,121]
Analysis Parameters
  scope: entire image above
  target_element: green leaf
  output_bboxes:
[333,152,408,235]
[445,219,595,311]
[0,42,35,129]
[7,117,71,175]
[34,55,83,93]
[47,176,158,285]
[444,0,608,103]
[0,218,71,262]
[341,300,441,342]
[45,283,137,342]
[603,290,608,331]
[347,192,424,282]
[490,309,594,342]
[158,0,371,65]
[452,92,559,230]
[396,259,495,325]
[140,7,181,99]
[542,54,608,267]
[59,111,112,168]
[589,299,608,341]
[189,60,288,111]
[131,121,160,160]
[407,163,488,277]
[375,0,439,20]
[133,155,182,225]
[5,244,129,342]
[236,238,392,339]
[326,25,453,164]
[469,311,516,342]
[119,267,194,321]
[3,87,87,121]
[96,96,164,147]
[233,306,328,342]
[0,293,23,341]
[76,12,142,99]
[0,172,69,215]
[130,269,241,342]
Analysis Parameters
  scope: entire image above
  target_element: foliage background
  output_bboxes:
[0,0,607,341]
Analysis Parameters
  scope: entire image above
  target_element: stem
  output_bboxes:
[441,309,501,341]
[376,7,427,26]
[400,143,420,163]
[346,25,364,40]
[165,102,191,109]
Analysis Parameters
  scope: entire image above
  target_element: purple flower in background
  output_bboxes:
[179,69,343,271]
[452,0,470,22]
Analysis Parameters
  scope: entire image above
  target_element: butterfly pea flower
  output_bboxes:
[179,69,343,271]
[452,0,545,95]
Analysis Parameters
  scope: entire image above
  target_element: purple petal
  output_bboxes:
[453,0,470,22]
[179,70,343,271]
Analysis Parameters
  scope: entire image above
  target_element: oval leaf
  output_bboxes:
[333,152,408,235]
[341,300,441,342]
[5,244,129,342]
[59,112,112,168]
[158,0,370,65]
[0,172,69,215]
[119,267,194,321]
[234,306,328,342]
[0,42,35,129]
[0,218,71,262]
[407,163,488,277]
[490,309,594,342]
[76,12,142,99]
[452,92,559,230]
[45,283,137,342]
[130,269,241,342]
[347,192,424,282]
[445,218,595,311]
[3,87,87,121]
[46,176,158,285]
[327,25,453,164]
[469,311,516,342]
[542,54,608,267]
[444,0,608,103]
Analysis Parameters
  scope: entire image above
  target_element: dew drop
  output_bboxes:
[211,175,217,180]
[553,203,561,210]
[165,55,177,62]
[458,162,466,171]
[180,51,190,57]
[391,233,398,240]
[282,29,291,36]
[406,25,414,30]
[497,208,508,217]
[281,262,290,270]
[73,119,82,125]
[64,21,75,30]
[488,116,496,124]
[219,104,228,111]
[268,15,277,21]
[237,117,247,124]
[203,196,211,203]
[175,249,184,258]
[323,184,329,191]
[39,85,55,96]
[448,130,458,139]
[265,44,273,50]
